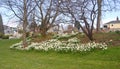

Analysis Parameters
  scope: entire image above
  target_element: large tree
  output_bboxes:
[4,0,36,47]
[60,0,97,41]
[0,14,4,34]
[60,0,120,40]
[34,0,62,36]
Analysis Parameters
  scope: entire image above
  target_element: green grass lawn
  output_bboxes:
[0,39,120,69]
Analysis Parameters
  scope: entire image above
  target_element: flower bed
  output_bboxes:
[10,37,107,52]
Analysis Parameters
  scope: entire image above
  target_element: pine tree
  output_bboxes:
[0,14,4,34]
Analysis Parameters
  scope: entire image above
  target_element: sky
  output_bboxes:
[102,11,120,23]
[0,6,120,28]
[0,7,18,27]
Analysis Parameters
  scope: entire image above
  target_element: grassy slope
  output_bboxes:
[0,39,120,69]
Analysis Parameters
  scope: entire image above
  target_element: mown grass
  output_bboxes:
[0,39,120,69]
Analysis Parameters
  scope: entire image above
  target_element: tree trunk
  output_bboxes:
[22,29,27,48]
[75,21,94,41]
[23,0,28,48]
[87,32,93,41]
[40,25,49,37]
[96,0,102,32]
[84,30,94,41]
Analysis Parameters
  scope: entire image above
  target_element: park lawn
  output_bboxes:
[0,39,120,69]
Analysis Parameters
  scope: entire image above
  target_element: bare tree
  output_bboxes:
[60,0,120,40]
[60,0,97,41]
[34,0,62,36]
[4,0,36,47]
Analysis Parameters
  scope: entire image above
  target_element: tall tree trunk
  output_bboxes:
[23,0,27,48]
[82,28,94,41]
[40,24,48,37]
[87,31,93,41]
[96,0,102,32]
[41,28,47,36]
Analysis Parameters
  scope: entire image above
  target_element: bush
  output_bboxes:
[0,33,4,38]
[26,32,30,37]
[2,35,9,39]
[115,30,120,34]
[0,33,9,39]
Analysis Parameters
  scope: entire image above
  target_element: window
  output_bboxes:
[104,25,107,28]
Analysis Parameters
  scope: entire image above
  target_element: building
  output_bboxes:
[4,25,22,39]
[103,17,120,32]
[4,25,17,35]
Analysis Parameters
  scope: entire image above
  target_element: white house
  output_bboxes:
[4,25,17,35]
[103,17,120,31]
[4,25,22,39]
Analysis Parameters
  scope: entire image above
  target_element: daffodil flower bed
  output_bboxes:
[10,37,107,52]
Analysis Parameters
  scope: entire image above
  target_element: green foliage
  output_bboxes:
[26,32,30,37]
[0,33,4,38]
[32,33,42,38]
[115,30,120,34]
[0,33,9,39]
[2,35,9,39]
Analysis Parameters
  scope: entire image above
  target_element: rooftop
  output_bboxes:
[106,21,120,24]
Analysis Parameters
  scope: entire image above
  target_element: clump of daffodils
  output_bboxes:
[10,37,107,52]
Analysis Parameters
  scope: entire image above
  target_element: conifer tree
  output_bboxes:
[0,14,4,34]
